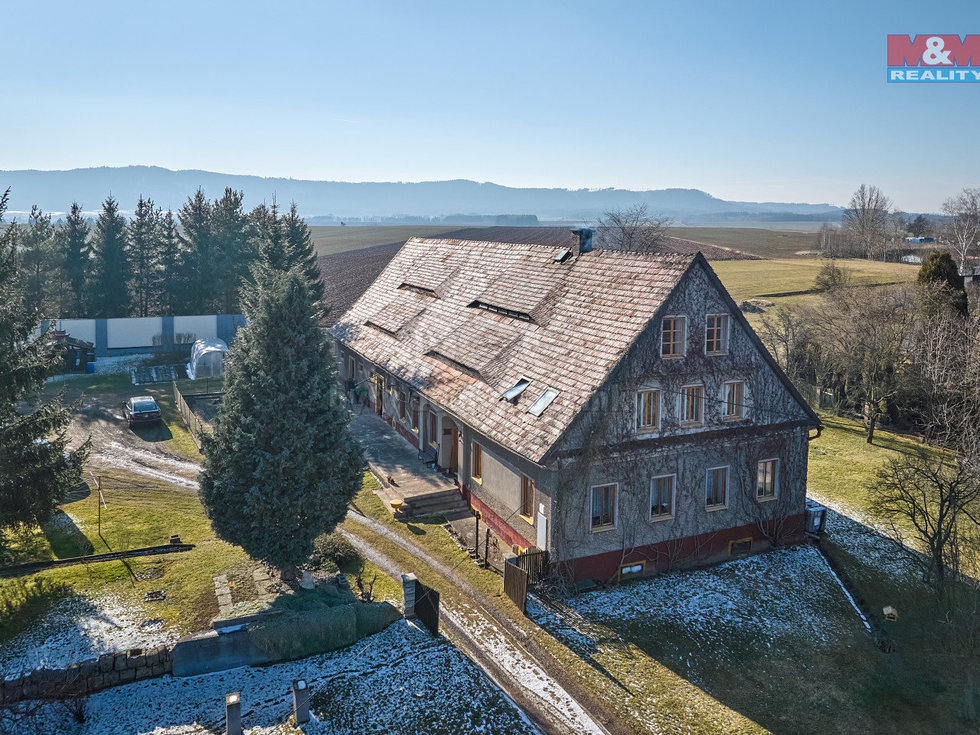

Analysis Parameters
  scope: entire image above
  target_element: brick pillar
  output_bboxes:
[401,573,418,618]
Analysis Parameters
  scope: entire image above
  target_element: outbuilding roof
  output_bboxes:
[330,236,696,464]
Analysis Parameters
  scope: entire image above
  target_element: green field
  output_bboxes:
[712,257,919,302]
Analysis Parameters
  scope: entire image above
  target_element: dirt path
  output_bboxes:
[68,390,201,490]
[344,510,617,735]
[340,528,603,735]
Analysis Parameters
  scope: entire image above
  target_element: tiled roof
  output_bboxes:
[330,237,695,464]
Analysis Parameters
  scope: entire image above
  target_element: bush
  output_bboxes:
[311,532,360,571]
[814,258,852,292]
[0,577,70,643]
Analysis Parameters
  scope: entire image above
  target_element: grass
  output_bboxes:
[0,578,71,644]
[343,482,767,735]
[310,225,464,257]
[711,258,920,302]
[807,412,935,520]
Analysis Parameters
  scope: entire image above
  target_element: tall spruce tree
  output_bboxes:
[198,264,363,576]
[20,205,57,315]
[178,189,214,314]
[128,196,162,317]
[251,201,288,270]
[89,196,131,317]
[59,202,90,317]
[282,202,324,305]
[0,189,88,546]
[212,188,255,314]
[157,209,183,316]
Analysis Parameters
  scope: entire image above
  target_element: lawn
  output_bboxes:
[711,258,920,302]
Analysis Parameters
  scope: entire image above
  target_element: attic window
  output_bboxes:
[468,300,532,322]
[527,388,559,417]
[554,249,572,263]
[502,378,531,402]
[364,320,398,338]
[398,283,438,297]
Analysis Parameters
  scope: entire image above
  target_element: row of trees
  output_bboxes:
[15,189,319,319]
[822,184,980,266]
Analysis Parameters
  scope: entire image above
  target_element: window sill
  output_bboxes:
[721,415,745,422]
[650,514,674,523]
[679,421,703,428]
[660,354,685,360]
[519,513,534,526]
[636,427,660,436]
[706,504,728,512]
[471,476,483,485]
[705,351,729,357]
[757,495,777,503]
[590,524,617,534]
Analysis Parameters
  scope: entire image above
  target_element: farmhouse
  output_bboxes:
[330,231,821,582]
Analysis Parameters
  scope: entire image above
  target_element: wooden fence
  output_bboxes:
[503,559,529,614]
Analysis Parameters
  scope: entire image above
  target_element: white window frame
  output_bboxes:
[590,482,618,531]
[705,313,730,356]
[650,474,675,521]
[706,465,729,510]
[661,315,687,358]
[635,388,661,433]
[722,380,745,420]
[757,458,779,501]
[679,383,704,426]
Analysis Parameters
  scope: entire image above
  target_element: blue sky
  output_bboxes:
[1,1,978,211]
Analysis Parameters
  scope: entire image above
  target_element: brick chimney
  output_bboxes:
[571,227,594,254]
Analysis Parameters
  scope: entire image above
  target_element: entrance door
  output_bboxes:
[374,375,384,415]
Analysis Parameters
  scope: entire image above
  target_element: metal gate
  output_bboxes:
[503,558,530,614]
[414,580,440,636]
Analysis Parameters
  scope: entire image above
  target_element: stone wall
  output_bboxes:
[0,645,173,705]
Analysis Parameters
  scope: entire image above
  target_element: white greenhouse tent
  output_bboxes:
[186,338,228,380]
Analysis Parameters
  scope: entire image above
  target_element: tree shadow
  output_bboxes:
[525,505,962,734]
[42,511,94,559]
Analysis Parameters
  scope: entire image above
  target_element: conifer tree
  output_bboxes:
[251,201,288,270]
[282,202,324,305]
[89,196,131,317]
[212,188,255,314]
[178,189,214,314]
[0,189,88,545]
[20,205,57,315]
[128,196,162,317]
[59,202,90,317]
[198,264,363,577]
[157,210,183,316]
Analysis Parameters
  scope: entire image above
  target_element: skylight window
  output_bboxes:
[554,248,572,263]
[528,388,559,417]
[502,378,531,402]
[467,300,532,322]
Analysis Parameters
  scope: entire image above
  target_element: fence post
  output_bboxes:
[225,692,242,735]
[292,679,310,724]
[401,573,418,618]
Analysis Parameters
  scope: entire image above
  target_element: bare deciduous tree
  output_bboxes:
[870,448,980,610]
[807,285,917,443]
[595,204,672,253]
[942,188,980,274]
[842,184,892,261]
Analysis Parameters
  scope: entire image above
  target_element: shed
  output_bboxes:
[186,338,228,380]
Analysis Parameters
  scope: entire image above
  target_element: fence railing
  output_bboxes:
[172,380,221,449]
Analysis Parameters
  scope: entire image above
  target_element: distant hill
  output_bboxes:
[0,165,843,222]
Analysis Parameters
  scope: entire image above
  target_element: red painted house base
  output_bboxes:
[465,487,534,551]
[558,513,807,583]
[393,422,420,449]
